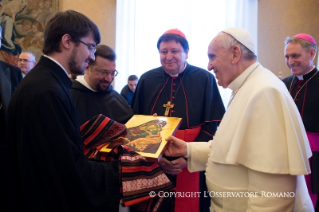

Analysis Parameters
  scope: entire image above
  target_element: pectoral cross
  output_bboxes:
[163,101,174,116]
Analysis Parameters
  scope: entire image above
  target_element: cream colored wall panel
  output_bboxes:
[60,0,116,49]
[258,0,319,78]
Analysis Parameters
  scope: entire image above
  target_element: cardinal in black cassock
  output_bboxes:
[131,29,225,212]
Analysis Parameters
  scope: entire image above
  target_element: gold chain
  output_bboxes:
[289,71,318,101]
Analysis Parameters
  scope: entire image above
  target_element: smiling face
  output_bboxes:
[207,34,236,88]
[159,40,188,75]
[85,56,116,92]
[285,42,316,75]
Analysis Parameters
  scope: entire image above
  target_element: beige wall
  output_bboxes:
[61,0,319,79]
[60,0,116,49]
[258,0,319,78]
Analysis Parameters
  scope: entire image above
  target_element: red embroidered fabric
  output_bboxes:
[80,114,175,211]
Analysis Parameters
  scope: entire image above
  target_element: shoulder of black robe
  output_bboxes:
[132,64,225,140]
[282,68,319,132]
[282,74,294,88]
[70,80,133,125]
[120,84,129,96]
[4,56,120,212]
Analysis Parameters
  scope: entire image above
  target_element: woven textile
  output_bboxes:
[80,114,175,211]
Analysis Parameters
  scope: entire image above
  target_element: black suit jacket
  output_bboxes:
[0,61,23,118]
[0,60,22,209]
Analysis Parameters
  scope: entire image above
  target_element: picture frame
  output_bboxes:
[0,0,59,65]
[99,115,182,162]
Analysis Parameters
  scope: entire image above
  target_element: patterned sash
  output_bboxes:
[80,114,175,211]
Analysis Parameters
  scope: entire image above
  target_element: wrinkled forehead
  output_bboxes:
[208,35,223,53]
[285,42,304,52]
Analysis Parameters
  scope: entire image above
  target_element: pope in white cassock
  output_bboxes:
[165,28,314,212]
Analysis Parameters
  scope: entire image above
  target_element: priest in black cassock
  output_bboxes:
[131,29,225,212]
[283,33,319,210]
[3,11,120,211]
[70,44,133,125]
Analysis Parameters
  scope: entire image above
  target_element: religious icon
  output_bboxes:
[100,115,182,162]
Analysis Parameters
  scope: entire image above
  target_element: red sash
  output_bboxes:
[174,127,201,212]
[305,132,319,207]
[307,132,319,152]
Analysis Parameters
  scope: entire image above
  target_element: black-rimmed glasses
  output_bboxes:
[78,40,96,55]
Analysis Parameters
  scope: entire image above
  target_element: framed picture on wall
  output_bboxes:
[0,0,59,65]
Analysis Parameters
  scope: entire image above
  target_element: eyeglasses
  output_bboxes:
[18,59,35,63]
[78,40,96,55]
[91,66,118,77]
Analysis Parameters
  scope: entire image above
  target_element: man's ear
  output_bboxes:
[231,45,241,64]
[185,49,189,60]
[61,34,72,50]
[310,48,316,60]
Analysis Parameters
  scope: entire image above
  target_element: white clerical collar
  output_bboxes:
[228,62,259,91]
[43,55,69,77]
[76,75,97,92]
[165,63,187,77]
[295,66,315,80]
[296,75,304,80]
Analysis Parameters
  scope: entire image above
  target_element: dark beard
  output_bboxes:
[96,81,110,93]
[68,48,85,75]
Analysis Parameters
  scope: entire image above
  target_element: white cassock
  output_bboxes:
[187,62,314,212]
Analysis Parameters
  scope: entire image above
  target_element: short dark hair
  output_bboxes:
[128,75,138,81]
[89,44,116,65]
[156,33,189,52]
[43,10,101,55]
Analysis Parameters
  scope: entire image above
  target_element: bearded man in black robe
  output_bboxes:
[70,44,133,125]
[3,10,120,212]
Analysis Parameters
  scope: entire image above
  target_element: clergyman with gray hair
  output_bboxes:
[282,33,319,210]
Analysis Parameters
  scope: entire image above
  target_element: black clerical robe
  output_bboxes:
[131,63,225,212]
[3,56,120,212]
[70,80,133,125]
[283,67,319,209]
[132,64,225,141]
[0,60,23,208]
[283,68,319,133]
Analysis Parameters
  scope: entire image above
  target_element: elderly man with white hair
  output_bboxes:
[18,52,36,77]
[165,28,314,212]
